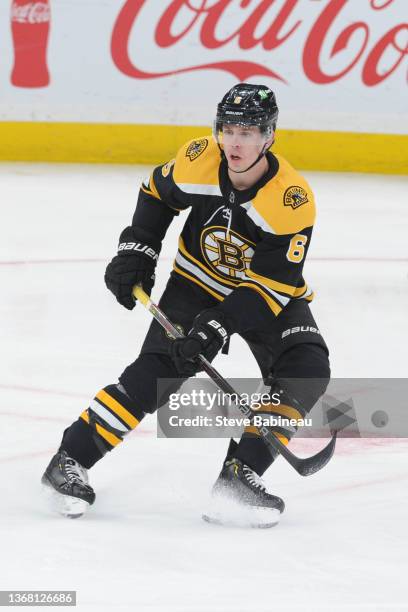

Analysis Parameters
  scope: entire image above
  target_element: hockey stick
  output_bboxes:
[132,285,337,476]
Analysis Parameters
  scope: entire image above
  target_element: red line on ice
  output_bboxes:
[0,383,87,399]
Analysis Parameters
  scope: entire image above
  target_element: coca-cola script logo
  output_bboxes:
[11,1,50,24]
[111,0,408,87]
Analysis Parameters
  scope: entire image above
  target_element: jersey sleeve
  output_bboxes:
[220,171,316,334]
[131,136,216,241]
[131,157,191,242]
[240,225,314,313]
[220,226,314,333]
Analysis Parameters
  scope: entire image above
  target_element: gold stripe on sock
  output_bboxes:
[96,390,139,430]
[95,423,121,447]
[244,425,261,437]
[272,431,290,445]
[253,403,303,421]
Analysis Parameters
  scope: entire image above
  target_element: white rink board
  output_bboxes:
[0,0,407,133]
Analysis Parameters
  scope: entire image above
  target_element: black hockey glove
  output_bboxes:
[171,308,231,376]
[104,226,160,310]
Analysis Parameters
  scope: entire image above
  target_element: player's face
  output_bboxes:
[222,124,269,172]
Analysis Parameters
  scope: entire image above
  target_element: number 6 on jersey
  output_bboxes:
[287,234,308,263]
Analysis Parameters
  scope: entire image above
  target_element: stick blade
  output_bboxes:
[295,431,338,477]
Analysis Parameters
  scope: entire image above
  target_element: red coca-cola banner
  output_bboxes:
[111,0,408,87]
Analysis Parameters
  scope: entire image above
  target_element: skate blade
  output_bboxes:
[42,483,90,519]
[202,498,281,529]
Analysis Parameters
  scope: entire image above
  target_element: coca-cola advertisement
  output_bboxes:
[10,0,51,87]
[0,0,406,134]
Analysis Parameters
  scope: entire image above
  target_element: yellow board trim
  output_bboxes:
[0,122,406,174]
[96,389,139,430]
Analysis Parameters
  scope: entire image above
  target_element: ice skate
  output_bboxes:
[203,442,284,529]
[41,450,95,519]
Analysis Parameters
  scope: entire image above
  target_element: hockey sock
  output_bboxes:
[234,344,330,475]
[60,383,146,469]
[234,393,304,475]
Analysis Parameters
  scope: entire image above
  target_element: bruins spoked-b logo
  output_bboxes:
[284,186,309,209]
[186,139,208,161]
[201,226,255,280]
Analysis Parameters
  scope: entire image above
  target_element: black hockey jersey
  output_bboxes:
[130,136,315,333]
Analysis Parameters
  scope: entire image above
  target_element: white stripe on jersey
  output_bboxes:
[242,275,290,306]
[175,251,232,297]
[176,183,222,197]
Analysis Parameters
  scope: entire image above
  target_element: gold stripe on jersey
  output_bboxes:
[141,174,161,201]
[238,281,282,316]
[149,174,161,200]
[173,263,224,301]
[293,285,308,298]
[175,242,314,310]
[243,276,289,307]
[140,184,156,199]
[179,237,238,288]
[246,269,307,298]
[175,251,232,297]
[178,234,314,309]
[96,389,139,430]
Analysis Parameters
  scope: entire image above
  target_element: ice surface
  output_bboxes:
[0,163,407,611]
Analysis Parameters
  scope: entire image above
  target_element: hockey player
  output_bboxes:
[42,84,330,526]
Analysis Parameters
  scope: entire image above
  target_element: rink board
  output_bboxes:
[0,122,407,174]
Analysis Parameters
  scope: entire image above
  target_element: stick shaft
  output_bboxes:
[132,285,336,476]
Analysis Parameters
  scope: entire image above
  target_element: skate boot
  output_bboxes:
[203,440,284,528]
[41,450,95,518]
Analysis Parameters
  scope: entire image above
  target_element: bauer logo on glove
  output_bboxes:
[118,242,159,260]
[170,309,232,376]
[104,226,161,310]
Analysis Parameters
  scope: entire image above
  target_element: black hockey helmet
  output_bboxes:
[214,83,279,138]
